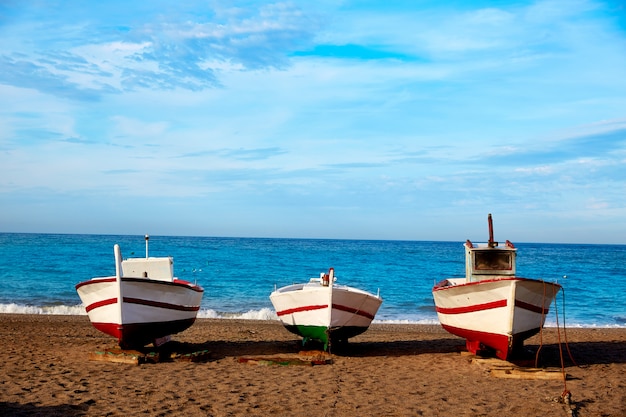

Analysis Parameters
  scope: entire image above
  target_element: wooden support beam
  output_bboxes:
[468,355,567,380]
[238,350,333,366]
[89,346,211,364]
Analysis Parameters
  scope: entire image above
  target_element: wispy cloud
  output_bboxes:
[179,147,287,160]
[1,2,321,98]
[474,127,626,167]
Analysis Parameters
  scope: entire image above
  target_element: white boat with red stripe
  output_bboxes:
[432,214,561,360]
[76,236,204,349]
[270,268,382,351]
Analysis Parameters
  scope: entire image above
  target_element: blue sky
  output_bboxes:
[1,0,625,244]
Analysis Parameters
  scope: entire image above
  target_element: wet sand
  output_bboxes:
[0,314,624,416]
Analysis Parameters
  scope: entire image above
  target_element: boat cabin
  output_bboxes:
[464,240,516,282]
[121,257,175,282]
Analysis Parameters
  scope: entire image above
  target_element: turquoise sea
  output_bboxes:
[0,233,624,328]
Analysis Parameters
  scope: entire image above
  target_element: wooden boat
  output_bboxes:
[270,268,382,351]
[432,215,561,360]
[76,236,204,348]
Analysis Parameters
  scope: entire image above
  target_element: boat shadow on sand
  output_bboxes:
[133,337,464,362]
[171,337,463,360]
[189,337,626,367]
[320,339,626,365]
[92,328,626,366]
[329,338,464,357]
[519,340,626,367]
[0,401,95,417]
[80,324,626,367]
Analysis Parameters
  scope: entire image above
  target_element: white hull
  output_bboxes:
[76,242,204,348]
[270,273,382,349]
[431,215,562,359]
[433,277,560,359]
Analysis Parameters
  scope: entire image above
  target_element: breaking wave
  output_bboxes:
[0,303,87,315]
[0,303,624,328]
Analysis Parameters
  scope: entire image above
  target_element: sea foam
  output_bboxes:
[0,303,86,315]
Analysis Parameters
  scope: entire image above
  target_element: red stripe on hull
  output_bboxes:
[123,297,200,312]
[75,277,204,293]
[514,299,549,315]
[276,304,376,320]
[441,324,543,360]
[435,299,507,315]
[276,304,328,317]
[122,277,204,293]
[86,297,200,313]
[441,324,512,360]
[92,318,198,348]
[75,277,116,290]
[332,303,376,320]
[85,297,117,312]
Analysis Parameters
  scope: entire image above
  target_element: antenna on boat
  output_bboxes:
[145,234,149,258]
[487,214,498,248]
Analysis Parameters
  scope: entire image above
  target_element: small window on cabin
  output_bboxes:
[474,251,512,271]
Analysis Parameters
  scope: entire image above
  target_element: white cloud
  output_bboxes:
[514,166,554,175]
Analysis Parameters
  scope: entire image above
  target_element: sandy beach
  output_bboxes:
[0,314,624,417]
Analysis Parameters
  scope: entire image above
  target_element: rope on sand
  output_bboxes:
[553,286,579,416]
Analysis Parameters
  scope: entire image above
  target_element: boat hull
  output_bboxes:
[270,282,382,350]
[76,277,204,348]
[432,277,561,360]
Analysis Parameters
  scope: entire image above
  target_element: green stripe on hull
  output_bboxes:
[284,325,329,346]
[283,324,370,351]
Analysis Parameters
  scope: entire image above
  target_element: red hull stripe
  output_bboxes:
[435,299,507,315]
[123,297,200,312]
[75,277,116,290]
[86,297,199,312]
[92,318,197,346]
[276,304,374,320]
[515,299,549,315]
[85,298,117,313]
[276,304,328,316]
[441,323,512,360]
[76,277,203,293]
[332,303,376,320]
